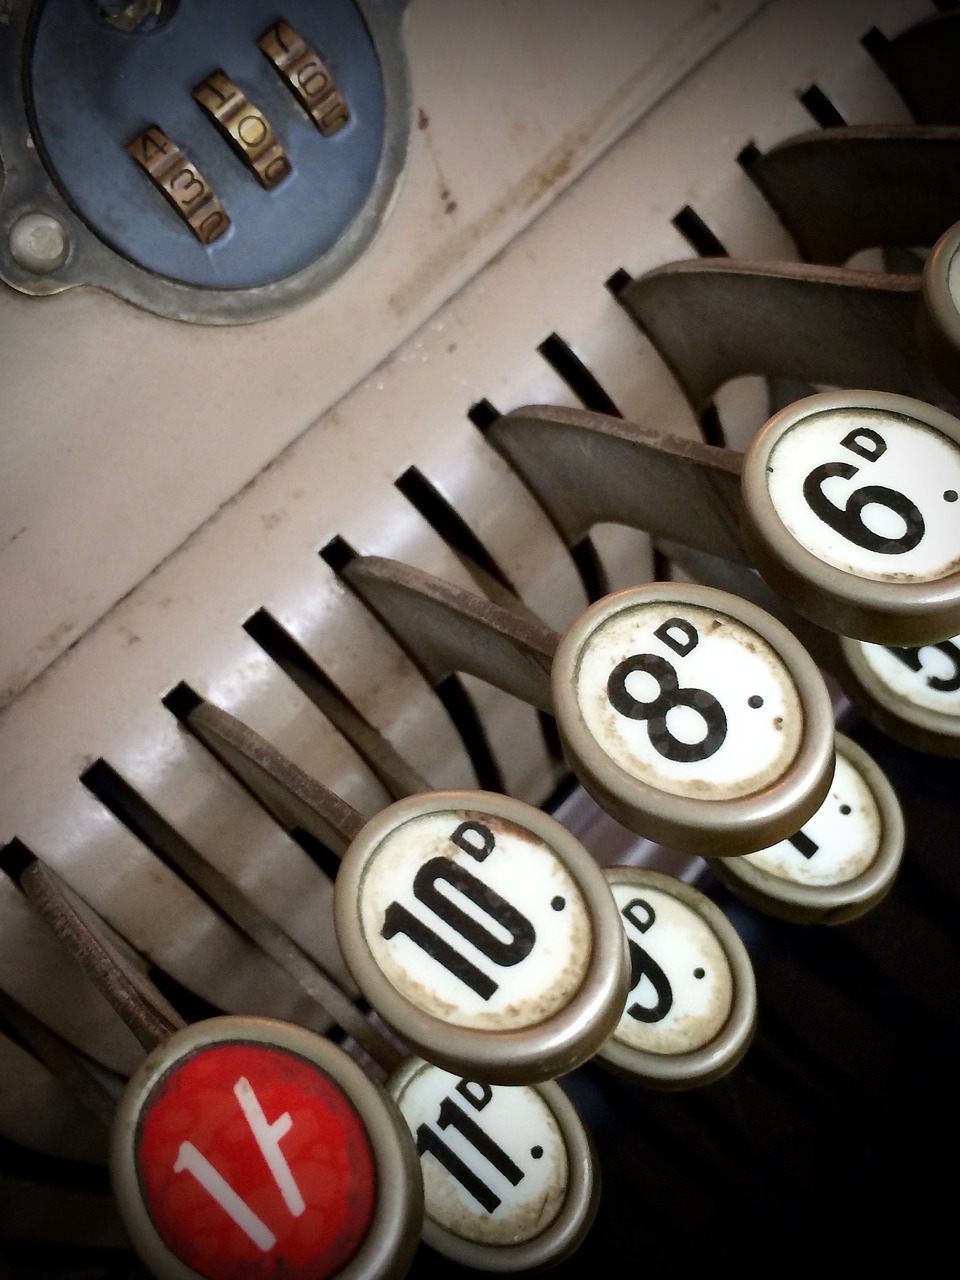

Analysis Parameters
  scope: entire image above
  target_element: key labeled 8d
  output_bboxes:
[334,792,629,1084]
[552,583,835,855]
[741,390,960,644]
[388,1058,597,1270]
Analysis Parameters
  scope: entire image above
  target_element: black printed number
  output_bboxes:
[608,653,727,762]
[803,465,924,554]
[381,821,536,1000]
[888,641,960,694]
[801,428,924,555]
[620,900,673,1023]
[416,1080,524,1214]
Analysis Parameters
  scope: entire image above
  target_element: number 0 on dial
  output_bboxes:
[334,792,630,1084]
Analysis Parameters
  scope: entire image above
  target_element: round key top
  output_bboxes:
[111,1016,422,1280]
[840,632,960,757]
[921,220,960,401]
[334,791,630,1084]
[552,583,835,855]
[387,1057,597,1271]
[741,390,960,645]
[596,868,756,1089]
[712,733,905,924]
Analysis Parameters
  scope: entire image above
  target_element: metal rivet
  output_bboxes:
[8,212,69,273]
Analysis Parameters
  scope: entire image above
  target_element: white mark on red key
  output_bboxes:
[135,1042,376,1279]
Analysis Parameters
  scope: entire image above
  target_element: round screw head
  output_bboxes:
[741,390,960,644]
[334,791,630,1084]
[552,583,835,855]
[8,211,69,273]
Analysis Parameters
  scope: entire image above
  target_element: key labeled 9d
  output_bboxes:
[741,390,960,644]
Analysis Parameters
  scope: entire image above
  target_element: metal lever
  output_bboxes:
[21,860,184,1053]
[184,697,367,856]
[342,555,558,712]
[867,9,960,125]
[486,404,748,565]
[745,126,960,264]
[618,259,941,414]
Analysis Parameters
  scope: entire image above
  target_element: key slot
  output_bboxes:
[242,608,428,801]
[320,537,506,793]
[468,398,609,602]
[797,85,846,129]
[670,206,728,258]
[537,333,622,417]
[80,760,246,937]
[394,465,565,766]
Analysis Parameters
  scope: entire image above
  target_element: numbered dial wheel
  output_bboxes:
[921,220,960,402]
[840,633,960,757]
[387,1057,597,1271]
[712,734,904,925]
[110,1016,422,1280]
[334,792,630,1084]
[741,391,960,645]
[596,868,756,1089]
[552,584,835,856]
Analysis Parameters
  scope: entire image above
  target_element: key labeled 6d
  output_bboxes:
[552,583,834,855]
[741,390,960,644]
[334,792,629,1084]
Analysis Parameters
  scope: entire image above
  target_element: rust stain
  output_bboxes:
[0,525,27,552]
[476,812,535,844]
[388,8,721,319]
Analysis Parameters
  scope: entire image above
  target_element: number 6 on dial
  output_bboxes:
[741,390,960,644]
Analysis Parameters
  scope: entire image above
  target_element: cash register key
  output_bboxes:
[192,71,292,190]
[111,1016,422,1280]
[921,220,960,402]
[334,791,630,1085]
[552,583,835,856]
[596,868,756,1089]
[387,1057,598,1271]
[127,125,230,245]
[712,733,905,925]
[840,632,960,757]
[741,390,960,645]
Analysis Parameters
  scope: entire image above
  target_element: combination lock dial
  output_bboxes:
[0,0,411,322]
